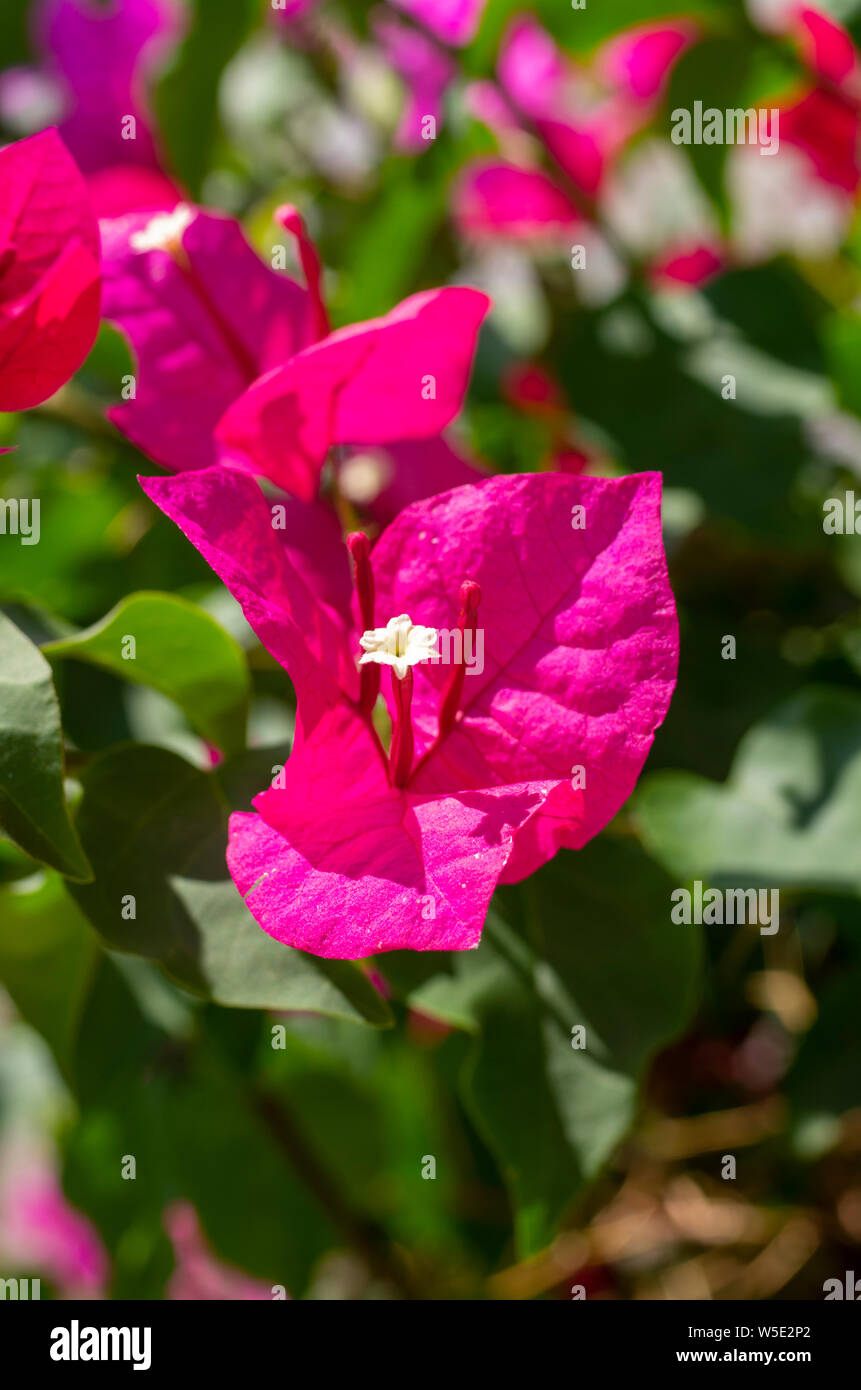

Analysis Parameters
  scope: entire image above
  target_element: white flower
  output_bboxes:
[129,204,195,255]
[359,613,438,681]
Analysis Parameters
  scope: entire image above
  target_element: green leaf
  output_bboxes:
[662,36,754,229]
[68,742,392,1026]
[62,962,338,1297]
[44,592,250,756]
[159,1039,338,1293]
[61,956,176,1297]
[259,1021,478,1273]
[393,838,702,1255]
[822,310,861,419]
[704,262,828,374]
[0,465,129,619]
[0,874,97,1079]
[0,611,92,880]
[633,687,861,892]
[786,930,861,1135]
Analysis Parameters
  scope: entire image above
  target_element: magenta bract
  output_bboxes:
[373,14,456,151]
[35,0,182,181]
[101,206,313,473]
[103,204,489,517]
[456,15,695,238]
[388,0,487,48]
[217,284,490,500]
[0,128,100,411]
[141,466,678,959]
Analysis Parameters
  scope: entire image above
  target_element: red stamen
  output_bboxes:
[438,580,481,739]
[390,667,414,788]
[346,532,374,628]
[274,204,331,343]
[347,531,380,714]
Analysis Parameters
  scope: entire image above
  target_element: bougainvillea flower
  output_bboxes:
[453,161,581,240]
[727,8,861,259]
[163,1202,276,1301]
[389,0,487,47]
[598,20,697,103]
[456,16,695,243]
[789,5,861,93]
[650,241,724,289]
[140,465,677,957]
[101,204,313,474]
[0,128,100,411]
[216,264,489,502]
[373,11,456,150]
[34,0,183,210]
[744,5,861,194]
[0,1158,108,1296]
[271,0,318,19]
[104,202,488,516]
[778,87,861,192]
[492,17,631,199]
[502,16,694,190]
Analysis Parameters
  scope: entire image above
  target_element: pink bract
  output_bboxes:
[388,0,487,47]
[34,0,182,183]
[599,21,697,103]
[216,284,490,500]
[103,203,489,515]
[373,12,456,151]
[650,242,724,289]
[0,1162,109,1295]
[164,1202,276,1301]
[0,127,100,411]
[746,5,861,194]
[792,6,860,89]
[140,467,678,959]
[229,704,543,956]
[457,16,695,241]
[453,161,581,239]
[779,87,861,192]
[101,206,313,473]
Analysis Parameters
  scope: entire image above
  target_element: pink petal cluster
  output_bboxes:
[373,11,456,151]
[0,128,100,411]
[217,276,489,501]
[163,1202,276,1300]
[729,5,861,259]
[0,1159,108,1296]
[13,0,185,217]
[454,15,696,238]
[388,0,487,48]
[141,466,678,959]
[104,202,487,518]
[101,205,313,474]
[791,5,861,92]
[775,7,861,194]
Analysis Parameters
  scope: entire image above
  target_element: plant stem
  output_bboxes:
[252,1086,422,1299]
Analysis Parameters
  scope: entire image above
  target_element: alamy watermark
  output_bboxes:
[50,1321,151,1371]
[427,627,484,676]
[671,102,779,155]
[671,881,779,935]
[0,1276,40,1299]
[0,497,39,544]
